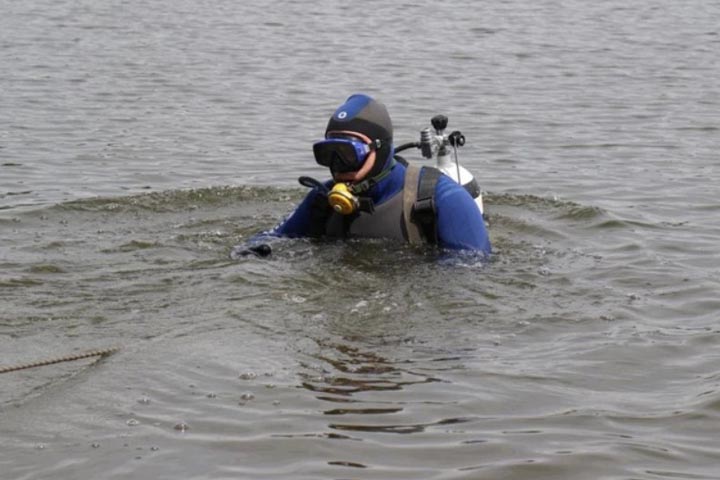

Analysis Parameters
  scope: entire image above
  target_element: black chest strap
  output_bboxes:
[403,165,441,245]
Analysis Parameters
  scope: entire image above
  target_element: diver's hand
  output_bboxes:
[230,243,272,259]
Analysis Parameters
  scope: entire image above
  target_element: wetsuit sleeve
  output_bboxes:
[433,175,491,254]
[263,188,327,238]
[229,188,327,259]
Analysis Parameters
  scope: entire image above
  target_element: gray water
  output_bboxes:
[2,0,720,479]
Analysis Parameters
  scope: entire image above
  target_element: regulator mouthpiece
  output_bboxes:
[328,183,359,215]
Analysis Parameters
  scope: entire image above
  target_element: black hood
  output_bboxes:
[325,94,393,179]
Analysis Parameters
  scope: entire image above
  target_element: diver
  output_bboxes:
[231,94,491,258]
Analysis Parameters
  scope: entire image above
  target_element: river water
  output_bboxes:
[2,0,719,479]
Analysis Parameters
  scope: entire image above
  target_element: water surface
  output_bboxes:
[2,0,720,479]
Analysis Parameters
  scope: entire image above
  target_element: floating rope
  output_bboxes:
[0,347,119,374]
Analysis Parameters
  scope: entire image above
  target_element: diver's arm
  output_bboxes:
[229,189,325,259]
[434,176,492,254]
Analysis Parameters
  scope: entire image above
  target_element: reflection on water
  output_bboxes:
[300,339,451,435]
[300,341,442,397]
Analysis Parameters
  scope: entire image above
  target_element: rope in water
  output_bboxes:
[0,347,119,374]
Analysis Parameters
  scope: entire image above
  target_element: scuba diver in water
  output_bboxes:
[231,94,491,258]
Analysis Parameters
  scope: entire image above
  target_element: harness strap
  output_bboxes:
[403,165,441,245]
[402,165,423,244]
[412,167,441,244]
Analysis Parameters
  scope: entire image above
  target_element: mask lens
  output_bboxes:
[313,138,370,173]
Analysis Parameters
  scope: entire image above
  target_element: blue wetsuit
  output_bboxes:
[260,161,491,254]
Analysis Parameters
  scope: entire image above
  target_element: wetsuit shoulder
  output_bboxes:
[433,175,491,253]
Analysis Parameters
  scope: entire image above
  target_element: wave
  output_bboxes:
[2,186,599,216]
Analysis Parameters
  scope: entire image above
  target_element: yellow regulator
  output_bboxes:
[327,183,359,215]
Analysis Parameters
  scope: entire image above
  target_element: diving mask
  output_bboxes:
[313,136,381,173]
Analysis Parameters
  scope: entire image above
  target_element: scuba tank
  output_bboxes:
[396,114,484,215]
